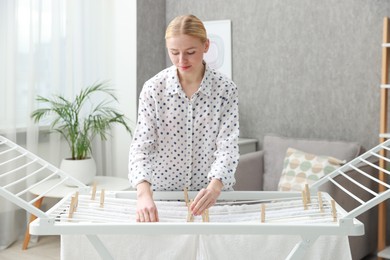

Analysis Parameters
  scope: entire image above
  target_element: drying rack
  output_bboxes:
[1,135,390,260]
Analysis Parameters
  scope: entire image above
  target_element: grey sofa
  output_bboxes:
[233,134,378,260]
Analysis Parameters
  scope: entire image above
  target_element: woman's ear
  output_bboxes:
[204,39,210,53]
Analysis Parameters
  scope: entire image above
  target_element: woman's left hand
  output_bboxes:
[190,179,223,215]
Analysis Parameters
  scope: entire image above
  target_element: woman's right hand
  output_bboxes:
[136,181,159,222]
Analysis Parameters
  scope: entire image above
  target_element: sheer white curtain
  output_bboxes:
[0,0,120,250]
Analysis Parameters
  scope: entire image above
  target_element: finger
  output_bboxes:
[136,212,140,222]
[193,196,209,215]
[144,210,151,222]
[139,212,145,222]
[196,198,212,215]
[203,200,214,213]
[195,191,218,215]
[191,189,206,211]
[149,209,158,222]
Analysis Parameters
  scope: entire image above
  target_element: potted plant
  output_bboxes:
[31,82,132,185]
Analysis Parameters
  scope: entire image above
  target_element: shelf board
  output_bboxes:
[381,84,390,88]
[378,246,390,258]
[383,43,390,47]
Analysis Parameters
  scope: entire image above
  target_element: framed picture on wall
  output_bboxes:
[203,20,232,79]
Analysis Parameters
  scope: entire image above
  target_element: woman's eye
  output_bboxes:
[171,52,179,55]
[187,51,195,55]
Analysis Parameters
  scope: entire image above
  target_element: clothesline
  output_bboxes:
[50,192,338,225]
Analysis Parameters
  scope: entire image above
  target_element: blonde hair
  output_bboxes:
[165,14,207,43]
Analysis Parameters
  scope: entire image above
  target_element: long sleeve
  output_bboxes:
[207,82,239,190]
[128,84,157,188]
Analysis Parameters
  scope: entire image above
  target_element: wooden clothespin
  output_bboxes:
[317,192,324,213]
[183,187,189,205]
[91,181,97,200]
[202,209,209,222]
[68,196,76,219]
[301,190,308,210]
[261,204,266,223]
[74,191,79,209]
[304,184,311,204]
[186,199,194,222]
[100,189,105,208]
[331,199,337,222]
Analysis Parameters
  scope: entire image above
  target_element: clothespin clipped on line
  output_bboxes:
[301,184,311,210]
[187,199,194,222]
[304,184,311,203]
[184,187,209,222]
[100,189,105,208]
[68,192,79,220]
[318,192,324,213]
[184,187,189,206]
[202,209,209,222]
[91,181,97,200]
[184,188,195,222]
[261,204,266,223]
[301,190,308,210]
[331,199,337,222]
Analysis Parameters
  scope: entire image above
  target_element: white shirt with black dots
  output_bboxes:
[128,64,239,191]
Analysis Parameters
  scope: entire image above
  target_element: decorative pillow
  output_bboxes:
[277,148,345,192]
[262,134,361,191]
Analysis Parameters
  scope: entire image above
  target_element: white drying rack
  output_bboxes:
[0,136,87,219]
[0,135,390,260]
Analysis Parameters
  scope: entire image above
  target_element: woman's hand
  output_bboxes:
[190,179,223,216]
[136,181,159,222]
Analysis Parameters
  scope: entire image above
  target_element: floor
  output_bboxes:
[0,236,60,260]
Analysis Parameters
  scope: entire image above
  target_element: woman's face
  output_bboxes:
[166,34,209,76]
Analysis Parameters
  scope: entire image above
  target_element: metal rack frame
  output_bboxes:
[1,135,390,259]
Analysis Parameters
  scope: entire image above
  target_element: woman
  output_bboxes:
[129,14,239,222]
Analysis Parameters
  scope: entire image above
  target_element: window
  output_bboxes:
[0,0,114,130]
[1,1,69,129]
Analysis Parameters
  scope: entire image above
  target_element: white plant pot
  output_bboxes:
[60,157,97,186]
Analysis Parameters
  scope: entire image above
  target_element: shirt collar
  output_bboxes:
[165,65,181,96]
[165,63,213,97]
[198,63,212,96]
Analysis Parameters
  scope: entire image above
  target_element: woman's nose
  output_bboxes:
[179,53,187,63]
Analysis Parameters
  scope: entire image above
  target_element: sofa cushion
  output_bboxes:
[263,134,361,191]
[277,147,345,191]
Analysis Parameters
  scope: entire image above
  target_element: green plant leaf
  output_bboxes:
[31,81,132,160]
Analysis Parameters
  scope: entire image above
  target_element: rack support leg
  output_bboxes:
[86,235,114,260]
[286,235,319,260]
[22,197,44,250]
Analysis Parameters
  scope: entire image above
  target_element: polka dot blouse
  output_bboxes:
[128,64,239,191]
